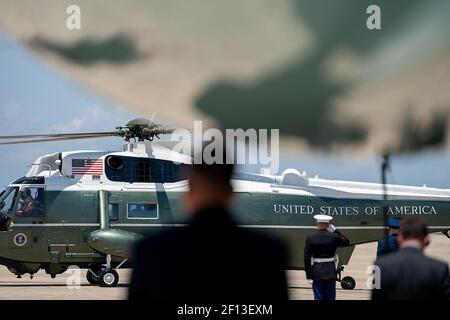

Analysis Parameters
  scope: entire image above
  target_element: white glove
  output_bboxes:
[327,224,336,232]
[307,279,313,284]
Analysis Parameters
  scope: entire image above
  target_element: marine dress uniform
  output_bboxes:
[304,215,350,300]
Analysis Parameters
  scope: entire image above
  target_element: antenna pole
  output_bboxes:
[381,153,390,251]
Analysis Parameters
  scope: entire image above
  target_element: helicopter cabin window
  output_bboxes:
[16,187,45,217]
[105,156,186,183]
[108,203,119,221]
[127,203,158,219]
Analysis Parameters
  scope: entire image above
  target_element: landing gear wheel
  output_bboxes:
[86,270,99,285]
[341,276,356,290]
[86,265,101,285]
[99,269,119,287]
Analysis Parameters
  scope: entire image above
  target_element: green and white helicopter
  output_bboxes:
[0,118,449,288]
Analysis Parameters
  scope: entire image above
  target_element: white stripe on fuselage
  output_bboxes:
[11,223,450,230]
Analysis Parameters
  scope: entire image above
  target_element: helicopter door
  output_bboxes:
[81,193,97,222]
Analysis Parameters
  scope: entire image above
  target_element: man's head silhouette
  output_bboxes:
[185,145,234,214]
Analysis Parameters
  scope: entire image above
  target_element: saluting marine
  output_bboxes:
[304,215,350,300]
[376,218,400,257]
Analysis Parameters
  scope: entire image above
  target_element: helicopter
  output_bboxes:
[0,118,449,289]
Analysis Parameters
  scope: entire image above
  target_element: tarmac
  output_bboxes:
[0,233,448,300]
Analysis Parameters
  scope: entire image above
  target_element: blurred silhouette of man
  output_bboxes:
[128,146,288,301]
[376,217,400,257]
[372,216,450,300]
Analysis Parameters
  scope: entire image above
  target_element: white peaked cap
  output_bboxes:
[313,214,333,223]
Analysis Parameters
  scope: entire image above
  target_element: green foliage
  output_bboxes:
[398,111,449,152]
[30,34,142,65]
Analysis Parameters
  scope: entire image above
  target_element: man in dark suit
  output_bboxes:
[372,216,450,300]
[304,214,350,300]
[128,148,288,301]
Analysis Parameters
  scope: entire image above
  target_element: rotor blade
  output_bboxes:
[0,131,119,140]
[0,134,118,145]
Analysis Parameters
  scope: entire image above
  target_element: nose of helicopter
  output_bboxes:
[0,215,10,231]
[0,219,12,252]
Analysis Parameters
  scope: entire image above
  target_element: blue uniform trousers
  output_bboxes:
[312,279,336,300]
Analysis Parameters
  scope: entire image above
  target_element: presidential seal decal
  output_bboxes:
[13,233,27,247]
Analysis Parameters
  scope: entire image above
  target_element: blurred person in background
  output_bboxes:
[372,216,450,300]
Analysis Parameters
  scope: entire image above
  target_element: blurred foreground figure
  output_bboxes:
[376,218,400,257]
[304,215,350,300]
[372,217,450,300]
[128,148,288,301]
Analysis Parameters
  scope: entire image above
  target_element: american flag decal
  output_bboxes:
[72,159,103,175]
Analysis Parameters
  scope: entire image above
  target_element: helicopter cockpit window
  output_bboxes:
[127,203,158,219]
[16,187,45,217]
[0,187,19,216]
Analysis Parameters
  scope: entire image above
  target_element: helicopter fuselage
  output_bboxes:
[0,142,449,283]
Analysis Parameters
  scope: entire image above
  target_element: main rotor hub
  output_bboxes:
[116,118,173,141]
